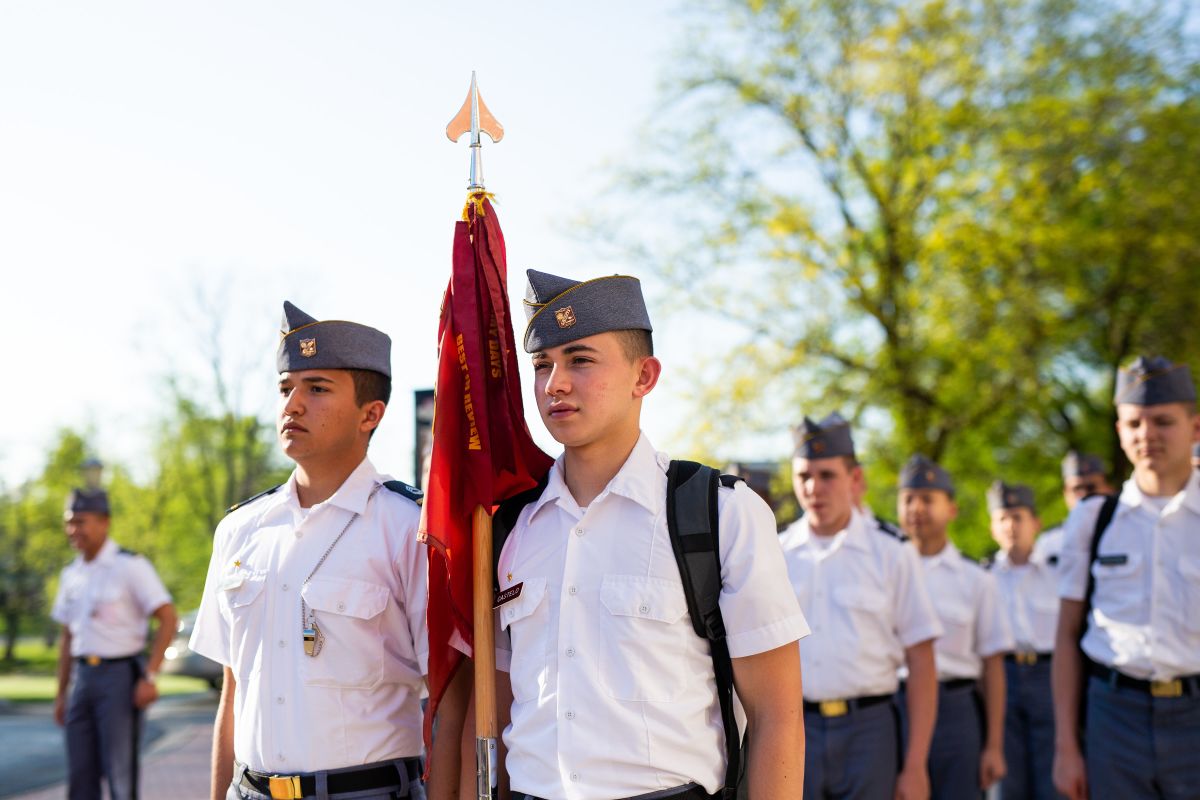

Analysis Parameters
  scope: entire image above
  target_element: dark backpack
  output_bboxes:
[492,460,744,799]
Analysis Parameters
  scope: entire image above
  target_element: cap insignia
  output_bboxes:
[1007,492,1017,505]
[554,306,577,329]
[925,470,936,481]
[300,338,317,357]
[811,440,826,454]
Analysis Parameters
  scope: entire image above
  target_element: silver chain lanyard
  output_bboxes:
[300,484,380,657]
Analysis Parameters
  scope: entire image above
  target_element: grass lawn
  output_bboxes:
[0,673,211,703]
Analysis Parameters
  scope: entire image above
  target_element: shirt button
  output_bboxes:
[281,583,289,591]
[570,772,579,781]
[565,710,575,720]
[276,696,285,705]
[639,604,650,614]
[565,647,576,657]
[278,640,286,648]
[574,528,584,537]
[337,602,346,612]
[278,754,286,762]
[568,586,578,596]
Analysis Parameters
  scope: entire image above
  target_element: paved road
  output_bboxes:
[1,692,217,799]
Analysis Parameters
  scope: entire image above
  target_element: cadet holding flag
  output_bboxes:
[779,416,942,800]
[1053,356,1200,800]
[446,268,810,799]
[897,455,1014,800]
[986,481,1058,800]
[189,302,452,800]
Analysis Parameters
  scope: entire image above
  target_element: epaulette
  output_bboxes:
[875,518,907,541]
[117,547,139,557]
[960,551,983,567]
[382,480,424,506]
[226,484,282,514]
[980,553,997,569]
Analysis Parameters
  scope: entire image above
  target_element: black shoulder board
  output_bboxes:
[875,518,907,541]
[117,547,139,557]
[226,484,282,514]
[382,480,424,506]
[960,551,982,565]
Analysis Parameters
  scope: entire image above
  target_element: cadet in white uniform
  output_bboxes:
[52,483,177,800]
[781,414,942,800]
[987,480,1058,800]
[448,270,810,800]
[190,302,449,800]
[1053,356,1200,800]
[898,454,1013,800]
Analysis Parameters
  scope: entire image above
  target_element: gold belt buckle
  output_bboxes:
[85,655,101,666]
[818,699,849,717]
[1150,679,1183,698]
[1017,652,1038,666]
[268,775,303,800]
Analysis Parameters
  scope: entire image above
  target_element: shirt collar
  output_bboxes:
[1118,469,1200,516]
[922,539,961,570]
[321,457,385,515]
[527,433,665,520]
[786,507,871,552]
[84,537,119,567]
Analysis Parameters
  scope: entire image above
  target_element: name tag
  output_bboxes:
[493,582,523,609]
[1097,553,1128,566]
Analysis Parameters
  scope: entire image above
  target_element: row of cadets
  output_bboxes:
[779,415,943,800]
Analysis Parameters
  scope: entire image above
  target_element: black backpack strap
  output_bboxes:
[491,476,550,599]
[1082,494,1121,639]
[666,460,742,799]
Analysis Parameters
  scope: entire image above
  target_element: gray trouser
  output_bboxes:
[804,701,899,799]
[228,760,426,800]
[1085,674,1200,800]
[1000,658,1059,800]
[900,682,984,800]
[65,657,142,800]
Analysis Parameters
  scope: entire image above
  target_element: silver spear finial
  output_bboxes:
[446,72,504,192]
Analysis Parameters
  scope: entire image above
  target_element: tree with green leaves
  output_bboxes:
[604,0,1200,552]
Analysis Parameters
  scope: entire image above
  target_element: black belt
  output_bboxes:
[1005,651,1053,666]
[240,758,421,799]
[76,655,138,667]
[514,785,714,800]
[803,692,893,718]
[1089,662,1200,699]
[940,678,977,691]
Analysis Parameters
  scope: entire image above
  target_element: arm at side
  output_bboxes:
[732,641,805,797]
[211,667,236,800]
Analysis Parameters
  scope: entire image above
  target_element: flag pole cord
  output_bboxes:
[473,504,499,800]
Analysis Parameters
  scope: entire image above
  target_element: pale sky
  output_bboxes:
[0,2,759,487]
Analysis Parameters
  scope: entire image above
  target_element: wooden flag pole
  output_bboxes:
[472,505,498,799]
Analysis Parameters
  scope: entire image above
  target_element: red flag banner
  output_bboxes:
[419,192,553,754]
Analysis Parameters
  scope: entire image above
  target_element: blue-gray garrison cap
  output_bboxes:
[792,412,855,459]
[65,488,110,516]
[898,454,955,497]
[522,269,652,353]
[987,480,1037,514]
[1061,450,1106,480]
[277,301,391,379]
[1113,356,1196,406]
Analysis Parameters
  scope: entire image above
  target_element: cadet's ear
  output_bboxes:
[948,500,959,522]
[632,356,662,399]
[360,399,387,434]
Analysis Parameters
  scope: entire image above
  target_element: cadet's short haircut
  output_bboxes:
[842,456,860,470]
[349,369,391,407]
[615,329,654,361]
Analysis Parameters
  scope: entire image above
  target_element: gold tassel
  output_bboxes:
[461,190,497,221]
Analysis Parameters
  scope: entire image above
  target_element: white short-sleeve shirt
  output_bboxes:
[1058,472,1200,680]
[52,538,172,658]
[189,458,429,773]
[779,509,943,700]
[991,528,1063,654]
[919,541,1014,680]
[491,434,810,800]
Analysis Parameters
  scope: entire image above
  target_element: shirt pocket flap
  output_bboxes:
[1091,551,1141,578]
[302,577,388,620]
[600,574,688,624]
[833,583,888,612]
[222,570,266,609]
[499,577,547,631]
[1031,592,1060,612]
